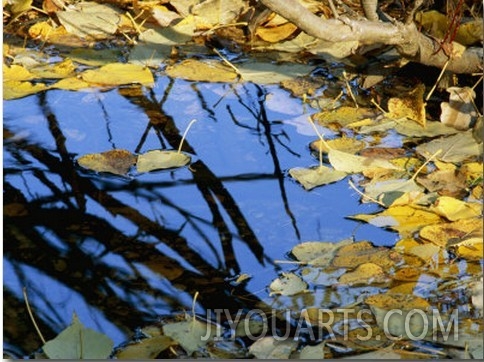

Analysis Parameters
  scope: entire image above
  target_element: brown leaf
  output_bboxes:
[387,83,426,127]
[77,149,137,176]
[417,169,467,198]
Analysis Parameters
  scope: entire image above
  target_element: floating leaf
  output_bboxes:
[162,318,216,355]
[42,313,113,359]
[256,21,298,43]
[50,77,92,91]
[416,131,482,163]
[81,63,154,86]
[453,237,483,261]
[419,218,482,248]
[332,241,401,269]
[136,150,191,173]
[291,238,353,266]
[328,149,402,174]
[30,59,76,79]
[338,262,388,286]
[310,137,366,154]
[349,205,442,236]
[289,165,347,190]
[77,149,136,176]
[364,179,424,206]
[417,169,467,198]
[269,272,308,296]
[236,60,315,84]
[165,59,237,82]
[191,0,246,27]
[365,293,432,339]
[69,48,122,66]
[313,106,376,128]
[387,83,426,127]
[3,80,48,100]
[248,337,298,359]
[431,196,482,221]
[299,343,327,359]
[115,335,174,359]
[56,2,121,38]
[3,64,34,81]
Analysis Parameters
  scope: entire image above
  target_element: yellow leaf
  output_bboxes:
[419,218,482,247]
[387,83,426,127]
[332,241,401,269]
[3,80,48,100]
[328,149,402,174]
[165,59,237,83]
[3,64,34,81]
[338,263,388,286]
[77,149,137,176]
[51,77,91,91]
[350,205,442,236]
[431,196,482,221]
[310,137,366,154]
[81,63,154,86]
[30,59,76,79]
[256,22,298,43]
[313,106,377,128]
[454,238,483,261]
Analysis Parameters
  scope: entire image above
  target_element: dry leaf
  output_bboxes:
[165,59,237,82]
[338,263,388,285]
[136,150,191,173]
[77,149,136,176]
[81,63,154,86]
[289,165,347,190]
[387,83,426,127]
[332,241,401,269]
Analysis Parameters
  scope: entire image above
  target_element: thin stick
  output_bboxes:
[426,59,449,102]
[178,119,198,153]
[23,287,46,344]
[274,260,308,265]
[212,48,242,77]
[343,71,358,108]
[191,291,199,321]
[371,98,388,114]
[348,179,386,207]
[410,149,442,181]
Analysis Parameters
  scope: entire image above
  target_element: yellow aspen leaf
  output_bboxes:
[454,239,483,261]
[256,22,298,43]
[431,196,482,221]
[387,83,426,127]
[310,137,366,154]
[51,77,91,91]
[3,80,48,100]
[3,64,34,81]
[165,59,237,83]
[332,241,401,269]
[328,149,402,174]
[77,149,137,176]
[350,205,443,236]
[338,262,388,286]
[81,63,154,86]
[30,59,76,79]
[419,218,482,247]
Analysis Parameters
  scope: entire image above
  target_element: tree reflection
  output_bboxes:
[3,80,304,356]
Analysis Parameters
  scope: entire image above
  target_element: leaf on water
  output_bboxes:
[349,205,443,236]
[42,313,113,359]
[417,169,467,198]
[291,238,353,266]
[416,131,482,163]
[387,83,426,127]
[345,346,405,359]
[162,318,216,355]
[300,266,346,286]
[440,87,477,131]
[50,77,92,91]
[430,196,482,221]
[236,60,315,84]
[56,2,121,38]
[393,119,459,137]
[9,0,32,15]
[365,293,431,339]
[115,335,174,359]
[299,343,327,359]
[331,241,401,269]
[3,64,34,81]
[81,63,154,86]
[69,48,123,66]
[328,149,402,174]
[165,59,237,82]
[289,165,347,190]
[77,149,137,176]
[310,137,366,154]
[269,272,308,296]
[30,59,76,79]
[363,179,424,206]
[136,150,191,173]
[313,106,377,128]
[191,0,247,28]
[248,337,298,359]
[453,237,483,261]
[3,80,48,100]
[419,217,482,248]
[338,262,388,286]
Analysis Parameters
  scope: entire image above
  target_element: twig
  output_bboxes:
[410,149,442,181]
[23,287,46,344]
[178,119,198,154]
[212,48,242,77]
[426,59,450,102]
[348,179,386,207]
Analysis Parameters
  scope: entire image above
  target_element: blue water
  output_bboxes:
[3,76,396,356]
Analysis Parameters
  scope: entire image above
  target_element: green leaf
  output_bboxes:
[136,150,191,173]
[289,165,347,190]
[42,313,113,359]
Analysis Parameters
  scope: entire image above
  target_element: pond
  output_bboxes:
[3,72,399,356]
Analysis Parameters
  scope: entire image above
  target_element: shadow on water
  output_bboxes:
[3,76,395,356]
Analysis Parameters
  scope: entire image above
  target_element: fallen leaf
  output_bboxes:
[237,60,315,84]
[77,149,136,176]
[165,59,237,82]
[81,63,154,86]
[288,165,347,190]
[56,2,121,38]
[416,169,467,198]
[162,318,216,355]
[328,149,402,174]
[419,218,482,247]
[249,337,298,359]
[310,137,366,154]
[115,335,174,359]
[291,238,353,266]
[430,196,482,221]
[69,48,122,66]
[416,131,482,163]
[332,241,401,269]
[256,22,299,43]
[338,263,388,286]
[313,106,377,128]
[136,150,191,173]
[269,272,308,296]
[3,80,48,100]
[3,64,34,81]
[387,83,426,127]
[43,313,113,359]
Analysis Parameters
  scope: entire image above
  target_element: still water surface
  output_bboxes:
[3,76,395,356]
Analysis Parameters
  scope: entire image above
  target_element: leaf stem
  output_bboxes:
[308,117,331,169]
[178,119,198,154]
[23,287,46,344]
